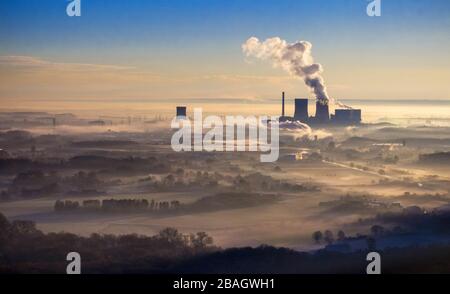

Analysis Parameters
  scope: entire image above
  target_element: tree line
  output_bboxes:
[54,198,182,213]
[0,212,215,273]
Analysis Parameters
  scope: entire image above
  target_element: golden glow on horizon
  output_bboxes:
[0,55,449,105]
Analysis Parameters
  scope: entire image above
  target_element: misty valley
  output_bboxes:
[1,107,450,273]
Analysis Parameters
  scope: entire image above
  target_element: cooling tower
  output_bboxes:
[294,98,309,122]
[176,106,187,118]
[315,101,330,122]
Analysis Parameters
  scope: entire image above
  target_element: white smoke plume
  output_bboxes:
[242,36,350,109]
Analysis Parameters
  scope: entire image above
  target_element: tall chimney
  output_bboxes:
[282,92,285,117]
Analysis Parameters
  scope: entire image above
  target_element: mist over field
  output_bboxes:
[1,100,450,255]
[1,0,450,279]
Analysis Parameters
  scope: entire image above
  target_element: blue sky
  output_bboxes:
[0,0,449,101]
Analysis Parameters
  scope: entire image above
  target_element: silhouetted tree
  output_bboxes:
[337,230,346,241]
[83,199,101,210]
[191,232,214,249]
[324,230,334,244]
[371,225,385,237]
[158,227,184,244]
[11,220,40,236]
[54,200,64,211]
[0,212,10,249]
[170,200,181,209]
[312,231,323,244]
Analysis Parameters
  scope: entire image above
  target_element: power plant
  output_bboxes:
[280,92,361,125]
[174,92,361,125]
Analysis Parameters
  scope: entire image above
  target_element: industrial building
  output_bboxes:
[279,92,361,125]
[332,109,362,124]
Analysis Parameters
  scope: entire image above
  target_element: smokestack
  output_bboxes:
[282,92,285,117]
[294,98,309,122]
[315,101,329,122]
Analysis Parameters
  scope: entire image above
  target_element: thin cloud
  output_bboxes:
[0,55,135,72]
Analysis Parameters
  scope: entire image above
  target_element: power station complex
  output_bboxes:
[175,92,362,125]
[279,92,361,125]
